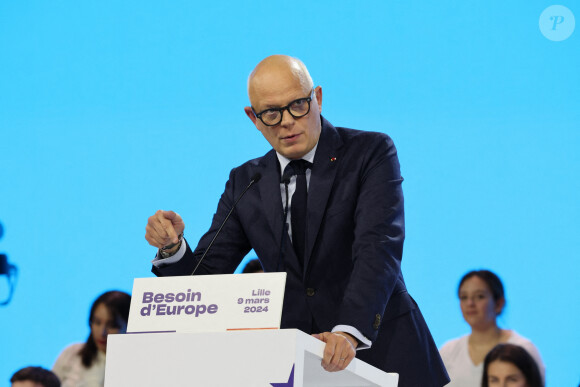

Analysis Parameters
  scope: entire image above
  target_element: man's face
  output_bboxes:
[245,68,322,160]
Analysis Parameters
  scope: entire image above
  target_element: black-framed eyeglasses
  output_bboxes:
[252,89,315,126]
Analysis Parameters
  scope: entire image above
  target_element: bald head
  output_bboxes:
[247,55,313,106]
[243,55,322,159]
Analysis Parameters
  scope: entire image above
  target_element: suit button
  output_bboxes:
[373,314,381,330]
[306,288,315,297]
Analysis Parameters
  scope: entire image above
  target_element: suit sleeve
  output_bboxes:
[337,133,406,342]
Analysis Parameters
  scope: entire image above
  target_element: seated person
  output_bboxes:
[53,291,131,387]
[242,258,264,273]
[439,270,545,386]
[482,343,543,387]
[10,366,60,387]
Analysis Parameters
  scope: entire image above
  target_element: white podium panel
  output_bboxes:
[105,329,398,387]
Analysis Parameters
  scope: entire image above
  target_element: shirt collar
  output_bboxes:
[276,143,318,176]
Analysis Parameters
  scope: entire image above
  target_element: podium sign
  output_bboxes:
[127,272,286,333]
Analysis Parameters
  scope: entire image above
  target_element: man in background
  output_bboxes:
[242,258,264,273]
[10,367,60,387]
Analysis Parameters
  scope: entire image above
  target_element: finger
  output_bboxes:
[316,332,354,372]
[156,210,178,243]
[329,351,353,371]
[145,223,174,248]
[146,218,172,247]
[325,334,356,372]
[327,346,344,371]
[146,212,175,247]
[312,332,336,370]
[151,211,178,244]
[162,210,178,221]
[160,210,184,243]
[320,333,337,370]
[145,224,170,248]
[336,342,356,371]
[339,354,354,370]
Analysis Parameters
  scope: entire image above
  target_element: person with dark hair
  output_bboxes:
[10,366,60,387]
[52,290,131,387]
[242,258,264,273]
[482,343,543,387]
[439,270,544,386]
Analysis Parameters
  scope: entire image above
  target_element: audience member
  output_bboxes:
[52,290,131,387]
[439,270,544,386]
[10,366,60,387]
[242,258,264,273]
[482,343,543,387]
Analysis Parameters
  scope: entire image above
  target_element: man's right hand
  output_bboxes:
[145,210,185,250]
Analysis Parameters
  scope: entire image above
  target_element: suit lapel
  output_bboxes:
[258,150,285,251]
[304,118,344,273]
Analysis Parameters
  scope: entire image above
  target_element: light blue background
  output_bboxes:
[1,1,578,385]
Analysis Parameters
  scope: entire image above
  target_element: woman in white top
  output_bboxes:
[53,291,131,387]
[439,270,545,387]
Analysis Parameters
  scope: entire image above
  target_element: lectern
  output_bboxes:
[106,274,398,386]
[105,329,399,386]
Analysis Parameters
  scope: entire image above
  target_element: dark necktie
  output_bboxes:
[286,159,311,267]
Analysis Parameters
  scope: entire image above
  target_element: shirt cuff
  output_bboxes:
[151,238,187,267]
[332,325,371,350]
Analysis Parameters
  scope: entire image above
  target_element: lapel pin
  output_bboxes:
[330,157,337,162]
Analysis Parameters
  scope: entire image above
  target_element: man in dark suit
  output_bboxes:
[145,55,449,386]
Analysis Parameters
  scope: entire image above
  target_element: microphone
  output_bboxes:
[281,167,293,186]
[277,168,293,271]
[190,172,262,275]
[0,253,18,306]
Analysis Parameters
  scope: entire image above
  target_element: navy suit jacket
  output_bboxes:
[153,116,449,386]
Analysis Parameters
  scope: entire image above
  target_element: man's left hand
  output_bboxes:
[312,331,358,372]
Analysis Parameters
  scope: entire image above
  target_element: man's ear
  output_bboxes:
[314,86,323,113]
[244,106,258,127]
